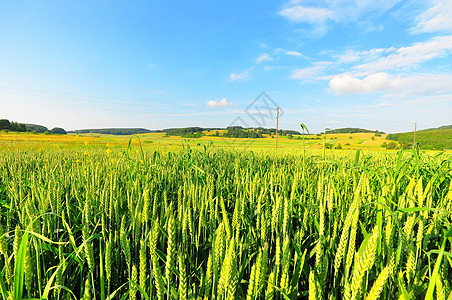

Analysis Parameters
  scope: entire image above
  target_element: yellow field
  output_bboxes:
[0,130,405,153]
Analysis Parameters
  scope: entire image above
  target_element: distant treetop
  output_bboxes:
[326,127,384,134]
[50,127,67,135]
[71,128,152,135]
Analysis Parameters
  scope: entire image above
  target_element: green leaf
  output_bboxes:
[398,272,410,300]
[40,265,58,299]
[395,207,438,214]
[100,244,106,300]
[14,230,29,300]
[300,123,310,134]
[0,268,9,300]
[105,282,128,300]
[425,228,450,300]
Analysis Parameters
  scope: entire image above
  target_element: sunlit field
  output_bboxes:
[0,133,451,299]
[0,131,393,152]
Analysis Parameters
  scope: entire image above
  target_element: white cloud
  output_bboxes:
[354,35,452,74]
[279,5,336,24]
[275,48,305,57]
[229,68,253,82]
[329,73,402,94]
[411,0,452,33]
[256,53,273,63]
[285,50,303,57]
[206,98,238,108]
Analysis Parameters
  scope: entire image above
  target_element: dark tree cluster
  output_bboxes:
[223,126,263,138]
[0,119,27,132]
[164,127,206,138]
[326,127,384,134]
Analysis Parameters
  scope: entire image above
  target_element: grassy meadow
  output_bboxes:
[0,131,451,299]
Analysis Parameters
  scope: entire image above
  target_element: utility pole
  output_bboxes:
[414,122,417,144]
[276,107,279,150]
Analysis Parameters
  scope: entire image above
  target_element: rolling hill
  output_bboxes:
[386,125,452,150]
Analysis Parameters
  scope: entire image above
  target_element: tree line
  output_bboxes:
[0,119,27,132]
[0,119,66,134]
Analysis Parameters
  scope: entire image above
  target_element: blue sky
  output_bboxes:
[1,0,451,133]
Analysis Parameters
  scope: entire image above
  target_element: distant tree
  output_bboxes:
[381,142,387,148]
[0,119,11,130]
[386,142,397,149]
[336,143,342,149]
[25,124,48,133]
[10,121,27,132]
[50,127,67,135]
[325,143,333,149]
[0,119,27,132]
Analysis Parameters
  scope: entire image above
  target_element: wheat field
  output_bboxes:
[0,144,451,299]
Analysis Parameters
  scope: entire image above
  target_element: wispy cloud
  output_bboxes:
[279,5,336,24]
[291,35,452,82]
[206,98,238,108]
[278,0,402,35]
[411,0,452,33]
[289,62,331,80]
[337,48,391,64]
[256,53,273,63]
[275,48,305,57]
[230,67,253,82]
[288,31,452,99]
[353,35,452,74]
[329,73,452,95]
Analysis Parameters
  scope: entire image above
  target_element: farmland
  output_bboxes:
[0,133,451,299]
[0,130,393,152]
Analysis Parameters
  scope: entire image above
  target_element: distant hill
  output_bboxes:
[71,128,152,135]
[25,123,49,133]
[422,125,452,131]
[386,125,452,150]
[326,127,384,134]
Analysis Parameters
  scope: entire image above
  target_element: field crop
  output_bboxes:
[0,144,451,299]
